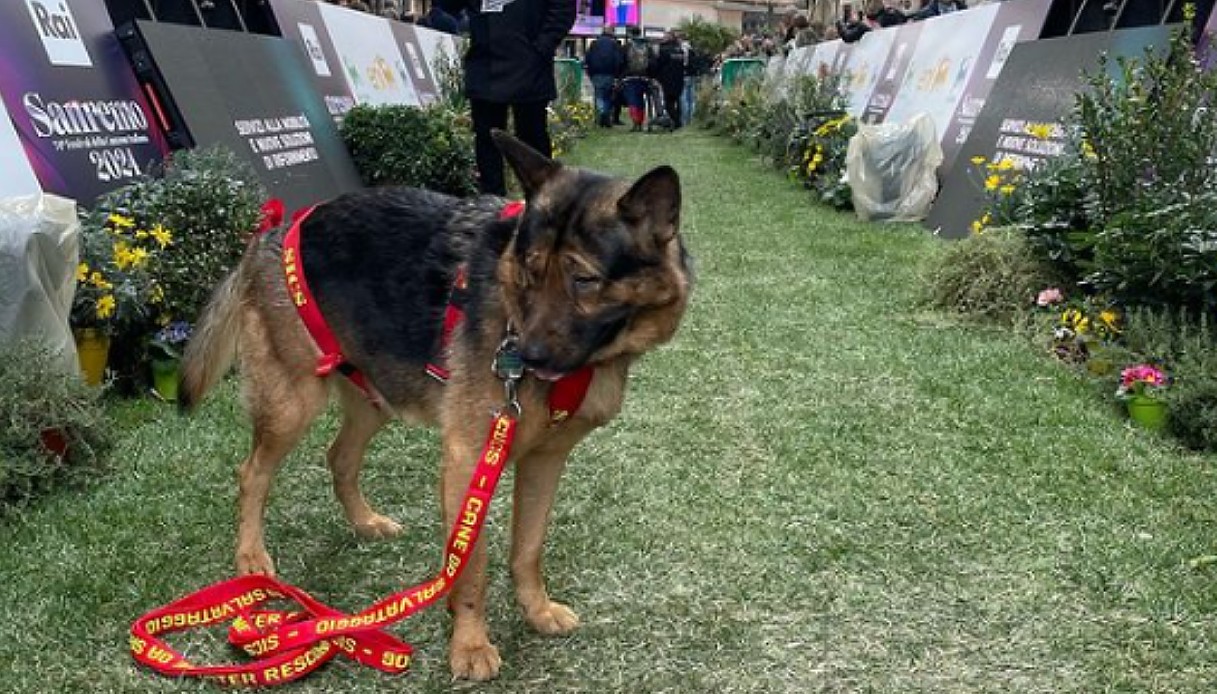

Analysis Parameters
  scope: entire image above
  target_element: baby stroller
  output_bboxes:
[643,79,675,133]
[619,76,674,133]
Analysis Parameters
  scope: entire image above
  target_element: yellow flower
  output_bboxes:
[1000,184,1016,196]
[76,262,88,282]
[1025,123,1052,140]
[129,246,150,268]
[1081,139,1096,160]
[149,284,165,305]
[113,240,135,270]
[89,271,112,290]
[971,218,985,234]
[996,159,1016,172]
[1183,1,1196,21]
[149,224,173,249]
[970,155,986,165]
[984,175,1001,191]
[96,294,116,319]
[1099,309,1121,333]
[108,213,135,229]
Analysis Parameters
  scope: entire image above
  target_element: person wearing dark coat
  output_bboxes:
[420,4,460,34]
[652,31,686,128]
[583,27,623,127]
[438,0,576,195]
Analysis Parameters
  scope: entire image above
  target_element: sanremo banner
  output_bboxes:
[0,0,169,205]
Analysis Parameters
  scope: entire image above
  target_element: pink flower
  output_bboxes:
[1121,364,1166,389]
[1036,288,1064,307]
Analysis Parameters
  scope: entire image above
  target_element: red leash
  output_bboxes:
[131,411,518,686]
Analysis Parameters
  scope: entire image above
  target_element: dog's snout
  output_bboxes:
[519,342,552,369]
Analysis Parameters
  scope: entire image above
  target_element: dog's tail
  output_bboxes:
[178,262,246,413]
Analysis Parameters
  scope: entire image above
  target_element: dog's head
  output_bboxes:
[491,130,692,380]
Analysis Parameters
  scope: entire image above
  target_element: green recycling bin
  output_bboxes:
[720,58,765,91]
[554,58,583,104]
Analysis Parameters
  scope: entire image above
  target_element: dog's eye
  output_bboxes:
[571,274,602,293]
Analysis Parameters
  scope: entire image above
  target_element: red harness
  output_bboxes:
[280,200,593,423]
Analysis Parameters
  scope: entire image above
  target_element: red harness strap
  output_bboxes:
[281,206,374,398]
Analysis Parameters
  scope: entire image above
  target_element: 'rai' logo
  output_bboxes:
[26,0,92,68]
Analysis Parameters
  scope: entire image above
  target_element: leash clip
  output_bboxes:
[493,327,524,418]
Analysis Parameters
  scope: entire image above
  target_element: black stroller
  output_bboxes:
[619,76,675,133]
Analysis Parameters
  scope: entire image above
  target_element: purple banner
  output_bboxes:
[0,0,169,205]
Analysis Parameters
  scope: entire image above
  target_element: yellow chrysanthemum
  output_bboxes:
[1025,123,1053,140]
[1000,184,1016,196]
[113,241,135,270]
[996,159,1016,172]
[76,262,88,282]
[970,155,986,165]
[1081,140,1097,160]
[149,224,172,249]
[149,284,165,305]
[984,175,1001,191]
[971,219,985,234]
[108,213,135,229]
[96,294,116,319]
[128,246,150,268]
[1099,309,1121,332]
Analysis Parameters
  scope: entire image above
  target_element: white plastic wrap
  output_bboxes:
[846,113,943,222]
[0,194,80,372]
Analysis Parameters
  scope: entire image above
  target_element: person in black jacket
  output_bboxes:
[438,0,577,195]
[652,31,686,128]
[583,26,623,127]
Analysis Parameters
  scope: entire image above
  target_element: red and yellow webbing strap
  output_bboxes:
[130,413,518,686]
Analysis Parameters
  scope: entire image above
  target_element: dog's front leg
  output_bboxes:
[510,436,584,636]
[441,435,500,681]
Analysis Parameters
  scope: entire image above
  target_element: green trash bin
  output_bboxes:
[720,58,765,91]
[554,58,583,104]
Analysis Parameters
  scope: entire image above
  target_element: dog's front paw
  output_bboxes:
[351,513,403,540]
[449,640,501,681]
[524,600,580,635]
[235,546,276,577]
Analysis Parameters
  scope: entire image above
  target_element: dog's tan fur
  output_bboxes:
[179,133,690,680]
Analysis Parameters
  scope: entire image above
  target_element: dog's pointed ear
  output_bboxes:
[492,129,560,198]
[617,165,681,245]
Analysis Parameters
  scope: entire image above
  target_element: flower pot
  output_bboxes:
[74,328,110,387]
[1126,395,1168,431]
[151,358,180,402]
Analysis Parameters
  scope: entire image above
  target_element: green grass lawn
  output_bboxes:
[3,128,1216,693]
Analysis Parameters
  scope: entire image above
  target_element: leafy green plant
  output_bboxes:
[340,104,478,197]
[0,340,112,511]
[922,226,1061,325]
[140,147,266,326]
[676,16,738,58]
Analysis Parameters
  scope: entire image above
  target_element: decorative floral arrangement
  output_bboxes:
[148,320,193,362]
[1116,363,1168,400]
[548,100,594,159]
[71,205,172,335]
[1040,289,1121,364]
[788,112,856,209]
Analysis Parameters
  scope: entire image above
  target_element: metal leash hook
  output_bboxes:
[492,327,525,418]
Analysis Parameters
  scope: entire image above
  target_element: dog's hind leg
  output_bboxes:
[327,384,401,539]
[234,312,329,577]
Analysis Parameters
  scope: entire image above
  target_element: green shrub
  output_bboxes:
[922,227,1060,324]
[0,340,112,511]
[340,104,477,197]
[676,16,738,58]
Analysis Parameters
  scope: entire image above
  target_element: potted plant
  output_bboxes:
[71,201,172,385]
[147,320,192,402]
[1117,363,1169,431]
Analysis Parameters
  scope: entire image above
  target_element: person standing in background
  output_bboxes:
[653,30,685,129]
[439,0,577,195]
[584,26,624,127]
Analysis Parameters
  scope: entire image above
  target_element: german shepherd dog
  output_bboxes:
[179,131,691,680]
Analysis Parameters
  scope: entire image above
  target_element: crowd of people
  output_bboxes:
[582,26,710,131]
[325,0,461,32]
